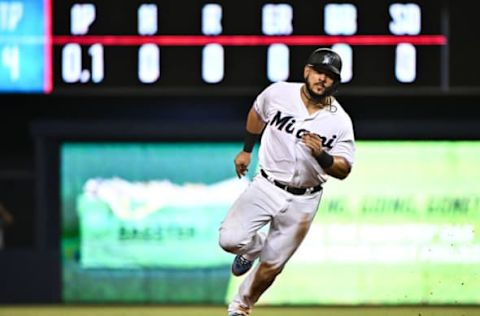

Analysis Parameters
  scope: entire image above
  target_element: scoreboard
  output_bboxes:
[0,0,50,92]
[0,0,449,95]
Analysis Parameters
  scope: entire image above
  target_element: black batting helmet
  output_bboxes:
[306,48,342,82]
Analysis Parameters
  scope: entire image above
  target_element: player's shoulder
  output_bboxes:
[330,97,354,123]
[256,82,297,103]
[263,81,300,94]
[330,97,347,114]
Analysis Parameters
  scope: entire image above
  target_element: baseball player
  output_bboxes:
[218,48,356,316]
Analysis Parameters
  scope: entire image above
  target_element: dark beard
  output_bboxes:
[304,78,327,102]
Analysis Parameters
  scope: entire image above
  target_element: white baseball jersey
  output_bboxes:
[254,81,355,187]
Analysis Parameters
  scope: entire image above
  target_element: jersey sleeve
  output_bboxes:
[329,116,356,166]
[253,83,276,122]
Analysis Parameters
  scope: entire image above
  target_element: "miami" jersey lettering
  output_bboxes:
[269,110,337,149]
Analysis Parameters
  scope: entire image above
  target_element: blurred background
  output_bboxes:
[0,0,480,313]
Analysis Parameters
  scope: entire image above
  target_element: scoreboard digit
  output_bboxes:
[61,4,104,84]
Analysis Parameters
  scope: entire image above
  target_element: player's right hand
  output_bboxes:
[234,151,251,178]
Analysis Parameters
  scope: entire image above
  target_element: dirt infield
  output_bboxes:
[0,305,479,316]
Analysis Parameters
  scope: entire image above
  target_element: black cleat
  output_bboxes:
[231,255,253,276]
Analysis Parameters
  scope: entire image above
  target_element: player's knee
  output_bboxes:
[218,232,245,254]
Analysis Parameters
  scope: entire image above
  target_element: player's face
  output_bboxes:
[304,66,335,98]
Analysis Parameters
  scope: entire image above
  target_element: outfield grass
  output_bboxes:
[0,305,479,316]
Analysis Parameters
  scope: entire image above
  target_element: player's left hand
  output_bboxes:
[302,131,323,157]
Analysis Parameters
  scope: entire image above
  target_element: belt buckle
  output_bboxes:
[305,187,313,194]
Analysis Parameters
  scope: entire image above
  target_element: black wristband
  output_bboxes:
[316,150,334,169]
[243,131,259,153]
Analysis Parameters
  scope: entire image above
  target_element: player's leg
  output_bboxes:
[219,175,284,264]
[228,189,323,315]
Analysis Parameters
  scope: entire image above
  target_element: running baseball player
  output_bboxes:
[219,48,356,316]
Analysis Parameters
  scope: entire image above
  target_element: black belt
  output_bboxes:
[260,169,322,195]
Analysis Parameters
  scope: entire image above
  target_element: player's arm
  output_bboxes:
[319,155,351,180]
[245,105,266,135]
[302,132,351,180]
[234,106,266,178]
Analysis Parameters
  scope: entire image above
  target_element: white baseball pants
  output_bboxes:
[219,175,323,315]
